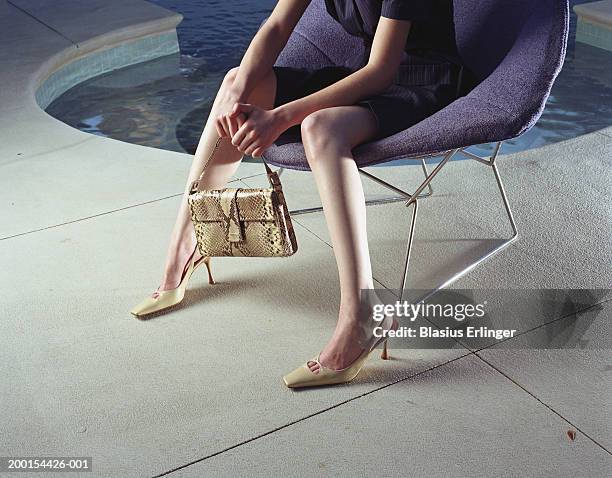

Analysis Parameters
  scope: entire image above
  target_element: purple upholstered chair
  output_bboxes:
[262,0,570,296]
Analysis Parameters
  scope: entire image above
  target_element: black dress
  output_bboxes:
[273,0,468,141]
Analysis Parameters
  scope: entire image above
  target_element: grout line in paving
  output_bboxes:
[0,177,244,241]
[7,0,77,45]
[469,296,612,353]
[291,209,399,291]
[472,352,612,456]
[292,214,332,248]
[6,136,96,162]
[0,193,183,241]
[152,351,473,477]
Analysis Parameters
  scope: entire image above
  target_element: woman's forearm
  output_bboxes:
[230,23,293,102]
[274,16,411,129]
[275,64,395,128]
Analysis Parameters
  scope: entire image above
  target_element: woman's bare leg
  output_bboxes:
[300,105,383,372]
[156,67,277,293]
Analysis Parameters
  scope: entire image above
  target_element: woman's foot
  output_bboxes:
[282,300,398,388]
[153,235,203,298]
[131,234,213,318]
[308,305,398,373]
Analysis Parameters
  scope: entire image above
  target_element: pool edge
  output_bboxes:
[34,14,183,109]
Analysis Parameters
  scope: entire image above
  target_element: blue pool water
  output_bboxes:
[46,0,612,160]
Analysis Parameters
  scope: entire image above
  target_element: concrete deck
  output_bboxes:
[1,1,611,477]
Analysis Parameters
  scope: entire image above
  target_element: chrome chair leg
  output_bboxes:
[284,158,434,216]
[399,142,519,301]
[399,199,419,302]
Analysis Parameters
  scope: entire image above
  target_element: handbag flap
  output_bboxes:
[189,187,277,222]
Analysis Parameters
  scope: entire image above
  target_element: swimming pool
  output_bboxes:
[46,0,612,160]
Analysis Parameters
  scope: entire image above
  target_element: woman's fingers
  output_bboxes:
[228,115,241,138]
[244,140,261,157]
[230,103,255,118]
[240,132,259,153]
[215,117,226,137]
[223,115,234,138]
[231,121,251,150]
[217,115,230,138]
[235,113,247,129]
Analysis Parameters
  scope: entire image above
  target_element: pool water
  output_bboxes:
[46,0,612,160]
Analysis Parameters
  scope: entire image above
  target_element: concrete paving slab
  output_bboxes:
[0,1,70,53]
[0,196,468,477]
[420,288,612,352]
[8,0,182,45]
[0,134,194,239]
[467,132,612,289]
[0,1,73,110]
[0,139,297,240]
[477,299,612,450]
[0,108,95,165]
[170,355,612,477]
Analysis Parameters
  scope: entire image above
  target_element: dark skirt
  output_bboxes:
[272,63,462,145]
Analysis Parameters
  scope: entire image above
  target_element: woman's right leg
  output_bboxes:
[155,67,277,293]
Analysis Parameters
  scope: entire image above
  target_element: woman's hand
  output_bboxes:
[215,89,248,139]
[229,103,288,157]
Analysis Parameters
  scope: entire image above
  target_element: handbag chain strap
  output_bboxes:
[190,136,280,193]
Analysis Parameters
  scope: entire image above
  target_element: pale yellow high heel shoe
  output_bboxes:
[130,249,214,318]
[283,317,398,388]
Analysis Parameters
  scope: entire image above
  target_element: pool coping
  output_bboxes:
[574,1,612,51]
[574,0,612,27]
[35,25,181,109]
[1,0,186,114]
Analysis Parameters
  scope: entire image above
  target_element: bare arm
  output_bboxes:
[231,0,312,101]
[275,16,412,127]
[216,0,311,137]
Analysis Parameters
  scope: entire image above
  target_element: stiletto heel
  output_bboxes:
[130,248,212,318]
[380,340,389,360]
[202,256,215,285]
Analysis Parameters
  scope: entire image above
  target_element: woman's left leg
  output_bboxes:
[300,105,384,372]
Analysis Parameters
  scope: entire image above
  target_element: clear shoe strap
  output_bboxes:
[356,289,394,351]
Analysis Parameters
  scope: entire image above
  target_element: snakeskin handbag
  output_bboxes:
[188,137,298,257]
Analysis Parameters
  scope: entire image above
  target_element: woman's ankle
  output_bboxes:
[339,288,381,320]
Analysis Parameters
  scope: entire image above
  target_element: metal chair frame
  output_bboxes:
[276,141,518,300]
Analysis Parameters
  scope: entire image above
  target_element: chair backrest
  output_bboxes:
[455,0,569,134]
[454,0,547,81]
[275,0,363,70]
[275,0,569,139]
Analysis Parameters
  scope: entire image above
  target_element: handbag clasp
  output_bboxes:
[220,189,244,243]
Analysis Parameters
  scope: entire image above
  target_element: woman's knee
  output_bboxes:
[221,67,275,108]
[221,67,240,89]
[301,109,347,155]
